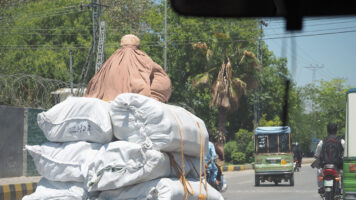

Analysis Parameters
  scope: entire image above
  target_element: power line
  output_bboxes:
[166,29,356,46]
[0,6,90,24]
[1,25,355,39]
[0,32,91,36]
[0,45,90,50]
[268,16,356,25]
[268,32,341,81]
[265,26,356,37]
[0,26,91,31]
[267,19,356,30]
[0,2,90,20]
[2,28,356,49]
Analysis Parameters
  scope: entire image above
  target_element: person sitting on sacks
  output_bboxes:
[84,34,172,103]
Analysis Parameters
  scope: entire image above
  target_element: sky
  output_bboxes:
[262,16,356,88]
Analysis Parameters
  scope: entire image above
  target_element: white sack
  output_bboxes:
[110,93,209,157]
[85,141,202,192]
[37,96,113,143]
[96,178,224,200]
[22,178,87,200]
[26,142,101,182]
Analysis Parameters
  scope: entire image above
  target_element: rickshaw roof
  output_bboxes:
[347,88,356,94]
[255,126,291,135]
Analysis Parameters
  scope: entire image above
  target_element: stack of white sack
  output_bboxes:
[95,178,224,200]
[110,93,209,157]
[84,141,200,192]
[24,93,220,200]
[36,96,113,144]
[102,93,222,200]
[25,141,201,199]
[22,178,89,200]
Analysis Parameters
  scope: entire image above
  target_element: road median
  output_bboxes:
[221,157,314,172]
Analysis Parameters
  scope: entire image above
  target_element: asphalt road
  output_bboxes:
[222,165,321,200]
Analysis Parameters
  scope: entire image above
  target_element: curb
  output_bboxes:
[221,164,253,172]
[221,158,314,172]
[0,182,38,200]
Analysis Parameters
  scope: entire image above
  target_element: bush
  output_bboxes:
[232,152,246,164]
[224,141,238,162]
[235,129,254,152]
[245,141,255,163]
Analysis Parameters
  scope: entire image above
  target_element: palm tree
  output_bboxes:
[192,34,260,145]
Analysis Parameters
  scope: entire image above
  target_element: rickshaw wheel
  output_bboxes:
[255,175,260,186]
[290,174,294,186]
[274,180,278,186]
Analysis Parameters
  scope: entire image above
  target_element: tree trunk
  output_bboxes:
[217,107,227,145]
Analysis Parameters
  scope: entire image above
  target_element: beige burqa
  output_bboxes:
[84,34,172,102]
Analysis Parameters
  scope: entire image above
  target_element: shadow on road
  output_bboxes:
[255,183,292,187]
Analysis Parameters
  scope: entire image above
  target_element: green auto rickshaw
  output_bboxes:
[343,89,356,199]
[254,126,294,186]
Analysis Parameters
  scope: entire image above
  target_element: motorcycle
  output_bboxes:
[205,162,228,192]
[319,164,342,200]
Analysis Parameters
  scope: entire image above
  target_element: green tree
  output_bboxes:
[164,15,261,144]
[302,79,350,139]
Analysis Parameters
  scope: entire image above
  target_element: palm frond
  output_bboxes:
[192,72,210,88]
[239,50,261,71]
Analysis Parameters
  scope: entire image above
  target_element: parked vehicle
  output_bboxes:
[343,89,356,200]
[254,126,294,186]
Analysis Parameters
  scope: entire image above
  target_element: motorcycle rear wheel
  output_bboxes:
[324,191,334,200]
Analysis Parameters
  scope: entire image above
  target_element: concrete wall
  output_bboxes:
[0,106,24,178]
[0,105,46,178]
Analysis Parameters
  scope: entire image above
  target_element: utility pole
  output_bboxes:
[257,20,268,65]
[305,64,324,153]
[291,32,297,79]
[305,64,324,83]
[254,20,268,128]
[69,48,73,95]
[92,0,101,60]
[164,0,168,72]
[95,21,106,72]
[92,0,108,73]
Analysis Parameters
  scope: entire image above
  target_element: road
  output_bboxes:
[222,165,321,200]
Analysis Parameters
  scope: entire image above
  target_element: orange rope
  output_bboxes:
[196,121,207,200]
[168,153,194,198]
[167,107,194,199]
[182,109,207,200]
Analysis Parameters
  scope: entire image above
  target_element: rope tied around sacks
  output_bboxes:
[182,109,208,200]
[168,153,194,199]
[167,107,194,199]
[196,121,208,200]
[169,107,208,200]
[125,102,208,199]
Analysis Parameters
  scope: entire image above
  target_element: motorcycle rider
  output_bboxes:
[213,142,227,192]
[292,142,303,168]
[313,122,344,194]
[205,140,219,188]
